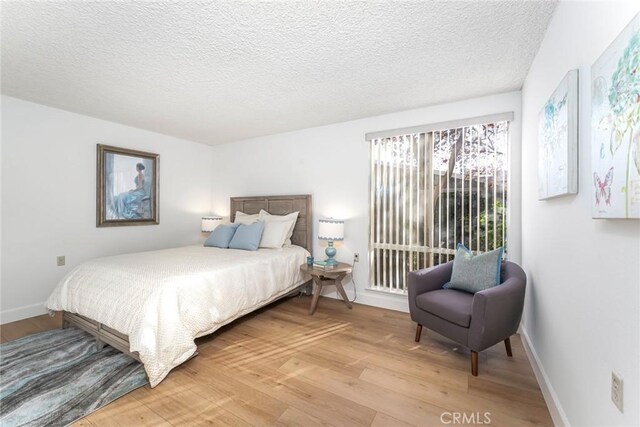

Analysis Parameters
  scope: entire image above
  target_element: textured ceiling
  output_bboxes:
[2,1,556,145]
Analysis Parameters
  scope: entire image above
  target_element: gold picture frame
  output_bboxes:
[96,144,159,227]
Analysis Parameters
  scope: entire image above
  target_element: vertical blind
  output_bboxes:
[368,116,510,293]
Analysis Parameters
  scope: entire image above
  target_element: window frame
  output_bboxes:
[367,113,513,294]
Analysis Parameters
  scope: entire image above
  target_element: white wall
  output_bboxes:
[520,3,640,426]
[210,91,522,312]
[1,96,213,323]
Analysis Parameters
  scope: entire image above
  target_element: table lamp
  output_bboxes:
[201,216,223,232]
[318,218,344,267]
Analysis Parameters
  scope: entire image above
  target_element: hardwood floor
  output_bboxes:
[0,296,553,426]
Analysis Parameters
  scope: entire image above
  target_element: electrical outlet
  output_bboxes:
[612,372,624,413]
[56,256,65,267]
[354,253,360,263]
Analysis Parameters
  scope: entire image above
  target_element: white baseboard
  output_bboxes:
[358,289,409,312]
[520,325,571,427]
[1,302,48,325]
[320,286,409,313]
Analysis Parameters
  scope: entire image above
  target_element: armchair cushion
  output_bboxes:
[415,289,474,328]
[445,244,503,293]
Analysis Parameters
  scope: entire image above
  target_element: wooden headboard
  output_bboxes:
[230,195,313,254]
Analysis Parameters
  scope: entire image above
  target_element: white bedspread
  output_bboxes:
[46,245,310,387]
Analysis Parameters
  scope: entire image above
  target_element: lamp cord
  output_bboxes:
[348,254,358,303]
[348,275,357,303]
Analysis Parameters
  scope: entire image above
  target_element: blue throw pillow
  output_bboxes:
[444,244,504,293]
[228,221,265,251]
[204,223,240,248]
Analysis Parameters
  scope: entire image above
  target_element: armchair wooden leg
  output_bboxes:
[414,324,423,342]
[471,351,478,376]
[504,337,513,357]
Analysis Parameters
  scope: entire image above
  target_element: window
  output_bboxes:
[368,114,511,293]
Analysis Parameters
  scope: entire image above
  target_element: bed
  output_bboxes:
[46,195,313,387]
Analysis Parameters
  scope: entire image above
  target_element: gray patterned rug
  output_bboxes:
[0,326,148,426]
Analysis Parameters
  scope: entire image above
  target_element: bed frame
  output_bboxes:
[63,194,313,362]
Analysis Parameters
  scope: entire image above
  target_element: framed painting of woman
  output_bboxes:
[97,144,159,227]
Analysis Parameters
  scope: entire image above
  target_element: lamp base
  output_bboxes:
[325,241,338,266]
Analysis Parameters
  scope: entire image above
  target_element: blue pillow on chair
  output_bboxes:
[229,221,265,251]
[204,223,240,248]
[444,243,504,293]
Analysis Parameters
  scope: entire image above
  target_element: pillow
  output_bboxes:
[228,221,265,251]
[204,223,240,249]
[259,220,292,249]
[234,211,259,225]
[258,210,299,246]
[444,244,504,293]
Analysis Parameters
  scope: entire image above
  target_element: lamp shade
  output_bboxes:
[318,218,344,241]
[201,216,223,232]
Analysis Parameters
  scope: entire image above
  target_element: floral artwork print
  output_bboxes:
[538,70,578,200]
[591,13,640,218]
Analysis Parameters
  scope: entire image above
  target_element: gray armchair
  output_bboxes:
[408,260,526,376]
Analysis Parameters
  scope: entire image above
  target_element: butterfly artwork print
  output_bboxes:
[594,167,614,207]
[591,13,640,218]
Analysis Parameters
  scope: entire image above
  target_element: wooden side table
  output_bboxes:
[300,263,353,315]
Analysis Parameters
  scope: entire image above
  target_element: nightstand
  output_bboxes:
[300,262,353,315]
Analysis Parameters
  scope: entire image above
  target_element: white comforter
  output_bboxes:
[46,245,310,387]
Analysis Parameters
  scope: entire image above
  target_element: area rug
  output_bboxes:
[0,326,148,427]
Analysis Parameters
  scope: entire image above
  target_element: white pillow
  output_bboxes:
[234,211,259,225]
[259,210,299,246]
[259,220,292,248]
